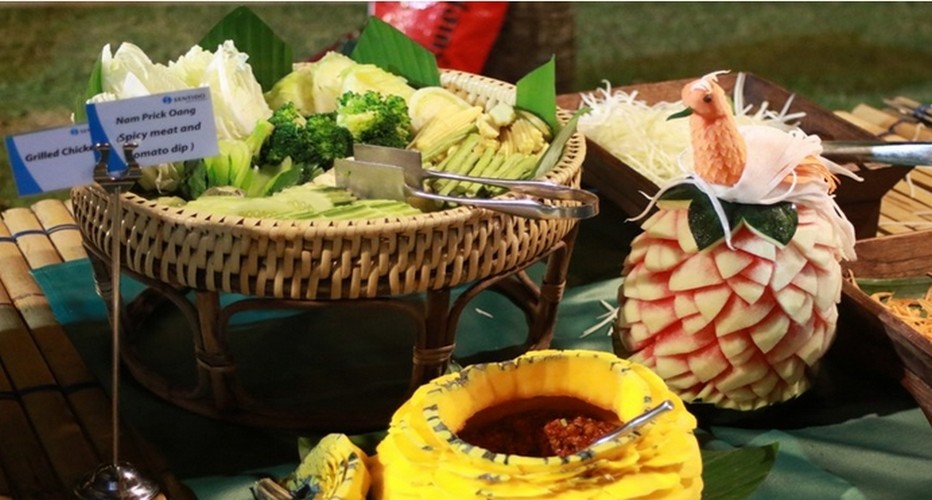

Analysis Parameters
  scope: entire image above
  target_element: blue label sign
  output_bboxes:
[4,124,96,196]
[86,87,219,170]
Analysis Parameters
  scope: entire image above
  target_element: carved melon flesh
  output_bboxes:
[617,203,844,410]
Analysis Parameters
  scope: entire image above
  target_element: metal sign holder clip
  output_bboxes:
[75,143,160,500]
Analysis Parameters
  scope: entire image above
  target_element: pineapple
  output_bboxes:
[614,72,858,411]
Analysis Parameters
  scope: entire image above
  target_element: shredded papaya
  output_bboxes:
[870,286,932,340]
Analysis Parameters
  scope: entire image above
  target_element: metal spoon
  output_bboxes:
[583,400,675,452]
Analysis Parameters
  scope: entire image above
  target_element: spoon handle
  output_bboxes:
[588,400,675,448]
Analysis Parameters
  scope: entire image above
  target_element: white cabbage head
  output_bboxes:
[90,40,271,141]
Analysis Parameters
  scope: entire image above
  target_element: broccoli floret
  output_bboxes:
[267,101,307,129]
[302,112,353,171]
[263,103,307,166]
[174,101,355,200]
[179,104,352,200]
[261,104,353,181]
[336,90,412,149]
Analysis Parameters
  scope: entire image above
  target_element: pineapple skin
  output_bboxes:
[615,200,844,411]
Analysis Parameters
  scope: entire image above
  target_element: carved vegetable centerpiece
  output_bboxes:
[615,72,858,410]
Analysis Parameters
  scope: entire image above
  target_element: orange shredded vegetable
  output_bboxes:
[871,287,932,340]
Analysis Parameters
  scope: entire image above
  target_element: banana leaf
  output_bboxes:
[516,56,558,133]
[351,17,440,89]
[199,6,293,92]
[74,52,103,122]
[702,443,778,500]
[856,276,932,298]
[532,108,586,179]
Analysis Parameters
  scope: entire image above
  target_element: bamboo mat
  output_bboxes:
[835,104,932,235]
[0,200,191,498]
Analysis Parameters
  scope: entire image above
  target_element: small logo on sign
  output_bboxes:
[162,96,173,104]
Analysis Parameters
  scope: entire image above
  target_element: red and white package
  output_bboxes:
[371,2,509,74]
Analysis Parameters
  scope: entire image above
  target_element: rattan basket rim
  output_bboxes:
[77,69,584,237]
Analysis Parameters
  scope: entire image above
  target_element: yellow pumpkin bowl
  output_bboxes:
[370,349,703,499]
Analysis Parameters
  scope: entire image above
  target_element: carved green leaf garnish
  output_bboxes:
[661,183,702,201]
[686,188,736,250]
[660,184,798,250]
[739,201,798,246]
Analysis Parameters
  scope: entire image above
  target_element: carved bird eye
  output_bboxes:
[703,94,713,103]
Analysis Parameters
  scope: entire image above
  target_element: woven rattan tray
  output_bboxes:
[71,71,586,302]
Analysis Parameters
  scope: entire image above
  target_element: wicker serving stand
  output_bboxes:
[70,71,587,431]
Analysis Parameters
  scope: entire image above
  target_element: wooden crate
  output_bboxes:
[557,73,912,239]
[839,230,932,424]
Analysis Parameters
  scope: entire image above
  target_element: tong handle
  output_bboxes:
[409,185,598,219]
[822,141,932,166]
[424,170,589,200]
[418,171,600,219]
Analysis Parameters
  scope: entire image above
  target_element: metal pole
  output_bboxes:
[74,142,159,500]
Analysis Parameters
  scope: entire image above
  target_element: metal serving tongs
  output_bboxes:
[334,144,599,220]
[822,141,932,166]
[882,96,932,127]
[578,400,675,456]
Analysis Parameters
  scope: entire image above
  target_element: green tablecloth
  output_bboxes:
[34,250,932,499]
